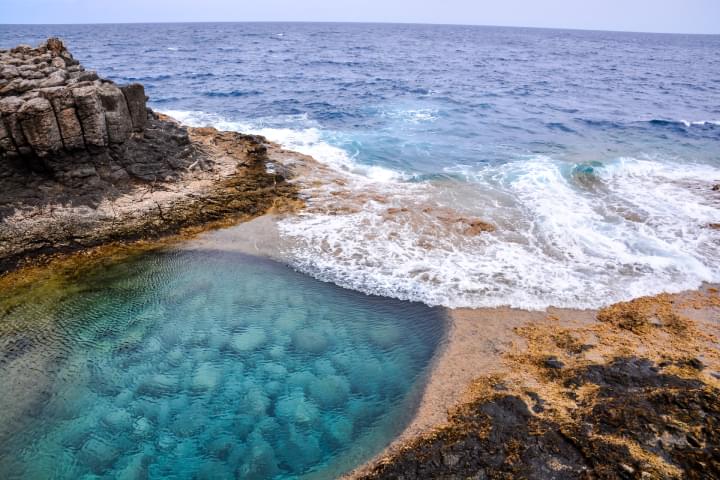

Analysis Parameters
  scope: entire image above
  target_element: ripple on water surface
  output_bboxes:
[0,249,446,479]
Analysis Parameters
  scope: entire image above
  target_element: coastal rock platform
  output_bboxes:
[0,39,300,273]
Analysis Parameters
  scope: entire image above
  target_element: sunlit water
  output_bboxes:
[0,249,445,479]
[3,23,717,309]
[0,22,718,477]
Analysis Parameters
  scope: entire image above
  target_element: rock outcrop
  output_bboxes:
[0,38,301,273]
[0,38,200,190]
[1,39,146,162]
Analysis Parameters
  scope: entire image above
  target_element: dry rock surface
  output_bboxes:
[357,289,720,480]
[0,38,147,166]
[0,39,299,273]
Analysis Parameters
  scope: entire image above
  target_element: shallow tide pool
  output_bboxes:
[0,249,446,479]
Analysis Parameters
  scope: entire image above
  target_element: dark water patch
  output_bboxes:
[204,89,263,98]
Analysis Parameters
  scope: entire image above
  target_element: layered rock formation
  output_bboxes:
[0,38,200,189]
[2,39,143,164]
[0,38,300,273]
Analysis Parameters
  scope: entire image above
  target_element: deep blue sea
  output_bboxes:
[1,22,720,479]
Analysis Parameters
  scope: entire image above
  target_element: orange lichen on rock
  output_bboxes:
[359,288,720,480]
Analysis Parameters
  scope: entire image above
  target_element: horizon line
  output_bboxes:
[1,20,718,36]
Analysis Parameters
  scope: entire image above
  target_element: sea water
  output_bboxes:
[0,22,719,477]
[1,23,718,309]
[0,250,445,478]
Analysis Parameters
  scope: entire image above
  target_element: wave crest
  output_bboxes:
[162,109,720,310]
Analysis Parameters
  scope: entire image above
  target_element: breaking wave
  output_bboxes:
[162,110,720,310]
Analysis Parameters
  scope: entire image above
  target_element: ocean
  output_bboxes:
[2,21,720,480]
[2,22,719,309]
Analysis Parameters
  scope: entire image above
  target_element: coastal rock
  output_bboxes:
[0,96,31,156]
[39,86,85,149]
[0,38,137,159]
[18,97,63,156]
[98,83,133,143]
[72,85,109,147]
[121,83,147,131]
[0,38,299,274]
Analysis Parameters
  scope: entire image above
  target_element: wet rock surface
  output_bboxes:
[0,39,300,273]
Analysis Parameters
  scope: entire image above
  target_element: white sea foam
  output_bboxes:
[381,108,439,124]
[278,155,720,310]
[646,118,720,127]
[162,110,406,182]
[162,109,720,310]
[686,120,720,127]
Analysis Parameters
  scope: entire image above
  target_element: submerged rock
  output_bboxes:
[292,329,331,354]
[230,327,268,353]
[115,452,152,480]
[78,438,121,474]
[137,373,180,397]
[308,374,350,408]
[276,391,320,426]
[101,407,133,432]
[190,363,222,392]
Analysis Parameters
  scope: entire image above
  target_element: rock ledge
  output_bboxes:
[0,39,300,273]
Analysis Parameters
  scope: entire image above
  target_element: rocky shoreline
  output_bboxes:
[3,38,719,480]
[350,287,720,480]
[0,39,301,274]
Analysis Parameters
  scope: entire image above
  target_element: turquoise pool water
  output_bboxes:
[0,249,446,479]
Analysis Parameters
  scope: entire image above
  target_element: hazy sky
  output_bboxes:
[2,0,719,34]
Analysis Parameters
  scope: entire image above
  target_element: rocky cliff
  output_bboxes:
[0,38,300,273]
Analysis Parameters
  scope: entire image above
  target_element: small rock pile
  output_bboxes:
[0,37,146,160]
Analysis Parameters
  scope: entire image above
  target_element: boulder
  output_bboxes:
[230,327,268,352]
[50,57,66,69]
[0,65,20,79]
[98,83,132,143]
[75,70,99,82]
[0,117,13,155]
[0,96,32,156]
[121,83,147,131]
[38,69,67,88]
[78,438,121,474]
[39,86,84,149]
[10,45,32,55]
[18,97,63,156]
[0,78,39,96]
[46,37,65,56]
[72,85,108,147]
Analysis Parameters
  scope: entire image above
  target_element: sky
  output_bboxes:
[1,0,719,34]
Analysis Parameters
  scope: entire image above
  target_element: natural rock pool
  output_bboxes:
[0,248,446,479]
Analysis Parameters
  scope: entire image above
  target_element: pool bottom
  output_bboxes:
[0,249,446,479]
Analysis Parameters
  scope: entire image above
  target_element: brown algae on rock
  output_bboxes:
[357,288,720,479]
